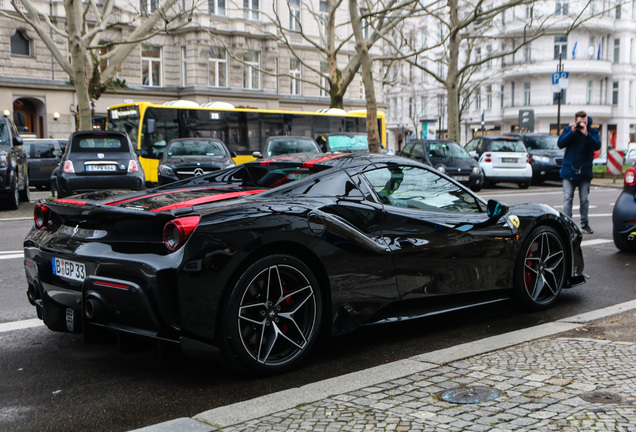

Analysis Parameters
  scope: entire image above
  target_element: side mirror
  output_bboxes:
[487,199,509,220]
[230,151,237,158]
[13,136,24,146]
[252,151,263,159]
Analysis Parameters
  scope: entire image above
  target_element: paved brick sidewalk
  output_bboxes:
[134,302,636,432]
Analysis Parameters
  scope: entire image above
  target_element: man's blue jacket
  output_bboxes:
[557,117,601,181]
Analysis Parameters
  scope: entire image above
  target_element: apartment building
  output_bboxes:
[0,0,375,139]
[385,0,636,154]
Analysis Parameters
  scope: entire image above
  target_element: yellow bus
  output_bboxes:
[106,100,386,184]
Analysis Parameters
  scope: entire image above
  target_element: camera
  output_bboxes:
[575,122,585,130]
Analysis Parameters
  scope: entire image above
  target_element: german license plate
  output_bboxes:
[86,164,116,172]
[502,158,517,163]
[52,257,86,282]
[453,176,469,181]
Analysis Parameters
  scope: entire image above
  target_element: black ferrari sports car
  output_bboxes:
[24,153,586,374]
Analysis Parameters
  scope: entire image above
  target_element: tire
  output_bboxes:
[3,177,19,210]
[219,254,322,375]
[513,226,567,310]
[470,185,482,192]
[613,231,636,252]
[518,181,530,189]
[19,174,30,202]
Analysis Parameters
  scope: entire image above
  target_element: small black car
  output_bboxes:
[157,138,235,185]
[0,117,29,209]
[399,139,484,191]
[51,130,145,198]
[612,165,636,252]
[23,138,66,190]
[504,133,563,183]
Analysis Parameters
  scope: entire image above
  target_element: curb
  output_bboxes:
[130,299,636,432]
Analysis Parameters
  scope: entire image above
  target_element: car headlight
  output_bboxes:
[159,165,175,176]
[472,166,481,175]
[0,154,7,167]
[436,166,446,173]
[532,155,550,163]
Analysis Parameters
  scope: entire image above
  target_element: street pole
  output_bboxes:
[556,54,563,134]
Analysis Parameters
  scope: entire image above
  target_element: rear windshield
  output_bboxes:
[522,135,559,150]
[488,140,526,152]
[166,139,229,157]
[326,134,369,151]
[267,138,319,156]
[72,136,127,152]
[425,141,471,158]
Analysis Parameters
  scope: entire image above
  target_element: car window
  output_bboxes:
[426,141,470,159]
[0,121,9,144]
[166,140,228,157]
[464,140,478,152]
[267,138,319,156]
[488,139,526,152]
[523,135,559,150]
[73,136,126,152]
[362,166,481,213]
[411,143,425,158]
[400,142,414,157]
[326,134,368,151]
[30,142,57,158]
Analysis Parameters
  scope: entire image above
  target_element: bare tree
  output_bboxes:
[383,0,612,143]
[5,0,195,130]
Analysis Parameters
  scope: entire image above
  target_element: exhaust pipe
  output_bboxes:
[27,284,39,305]
[84,293,105,320]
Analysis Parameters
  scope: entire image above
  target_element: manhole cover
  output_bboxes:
[440,386,500,404]
[580,391,622,404]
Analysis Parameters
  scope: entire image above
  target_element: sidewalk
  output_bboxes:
[133,300,636,432]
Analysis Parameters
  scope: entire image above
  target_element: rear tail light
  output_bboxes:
[163,216,200,252]
[128,160,139,172]
[526,154,530,164]
[34,204,51,229]
[63,160,75,173]
[625,167,636,187]
[484,153,492,163]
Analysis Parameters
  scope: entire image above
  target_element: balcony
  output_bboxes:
[504,58,613,78]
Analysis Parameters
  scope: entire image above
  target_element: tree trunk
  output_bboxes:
[65,0,92,130]
[445,0,461,143]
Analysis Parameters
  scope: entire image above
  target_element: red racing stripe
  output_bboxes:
[54,198,87,205]
[151,189,267,212]
[302,154,345,167]
[105,186,238,206]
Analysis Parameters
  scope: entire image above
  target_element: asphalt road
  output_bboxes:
[0,183,633,432]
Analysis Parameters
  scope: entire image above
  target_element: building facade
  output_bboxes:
[1,0,377,139]
[385,0,636,154]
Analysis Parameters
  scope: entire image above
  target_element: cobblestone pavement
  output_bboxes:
[222,336,635,432]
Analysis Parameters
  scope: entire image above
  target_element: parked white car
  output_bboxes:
[465,136,533,188]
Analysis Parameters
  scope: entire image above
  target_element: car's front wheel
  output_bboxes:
[3,177,19,210]
[513,226,566,310]
[219,254,322,375]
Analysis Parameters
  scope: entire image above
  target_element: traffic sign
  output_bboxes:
[552,71,569,92]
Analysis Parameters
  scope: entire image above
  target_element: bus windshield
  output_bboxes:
[108,106,140,153]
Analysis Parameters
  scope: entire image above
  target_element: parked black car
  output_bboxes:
[157,138,235,185]
[612,164,636,252]
[24,153,585,375]
[23,138,66,190]
[0,117,29,209]
[252,136,321,158]
[504,133,563,183]
[51,130,145,198]
[399,139,484,191]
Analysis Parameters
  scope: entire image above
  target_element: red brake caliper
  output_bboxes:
[281,285,293,334]
[524,249,534,291]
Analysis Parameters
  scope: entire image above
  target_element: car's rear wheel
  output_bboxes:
[518,181,530,189]
[613,231,636,252]
[514,226,566,310]
[4,177,19,210]
[219,254,322,375]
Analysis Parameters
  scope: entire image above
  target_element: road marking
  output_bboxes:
[0,319,44,333]
[581,239,613,247]
[0,251,24,260]
[0,217,32,222]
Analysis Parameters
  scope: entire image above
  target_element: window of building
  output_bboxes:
[631,38,634,63]
[501,85,505,108]
[243,50,260,90]
[420,97,427,116]
[616,0,622,19]
[361,7,370,39]
[289,0,301,31]
[475,47,482,67]
[320,61,329,97]
[511,81,515,107]
[524,42,531,62]
[630,81,633,108]
[614,38,620,63]
[588,36,596,59]
[289,58,301,95]
[408,97,413,118]
[141,45,161,86]
[486,85,493,109]
[486,45,493,68]
[555,0,569,15]
[141,0,159,14]
[523,82,531,106]
[243,0,259,20]
[587,80,593,104]
[320,0,328,36]
[474,87,481,110]
[554,36,568,59]
[613,81,619,106]
[525,4,532,18]
[208,0,226,16]
[209,46,227,87]
[181,47,187,87]
[10,30,30,56]
[553,89,566,104]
